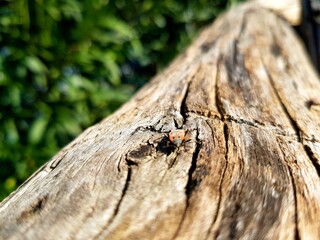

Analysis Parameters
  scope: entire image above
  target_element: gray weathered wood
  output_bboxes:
[1,2,320,240]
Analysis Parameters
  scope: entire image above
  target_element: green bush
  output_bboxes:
[0,0,243,200]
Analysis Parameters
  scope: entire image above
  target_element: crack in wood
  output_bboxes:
[200,40,216,53]
[206,122,229,239]
[187,102,299,143]
[181,105,299,144]
[186,130,201,196]
[215,56,225,117]
[114,165,132,218]
[171,128,200,240]
[305,99,320,110]
[100,162,132,237]
[277,140,301,240]
[224,114,298,140]
[262,49,320,176]
[178,80,192,128]
[267,73,302,142]
[187,110,220,120]
[17,194,49,224]
[303,145,320,177]
[225,12,249,92]
[171,75,202,238]
[209,56,231,238]
[261,54,305,239]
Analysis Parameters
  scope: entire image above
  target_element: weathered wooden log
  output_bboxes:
[1,2,320,240]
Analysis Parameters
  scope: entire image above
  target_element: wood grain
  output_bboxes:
[1,2,320,240]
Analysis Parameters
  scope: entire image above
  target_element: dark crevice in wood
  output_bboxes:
[230,13,246,75]
[48,154,66,170]
[226,114,258,127]
[305,99,320,109]
[225,12,249,89]
[172,128,200,240]
[116,156,123,173]
[131,125,155,136]
[18,194,49,224]
[262,57,302,143]
[187,110,298,142]
[31,195,47,213]
[263,46,304,238]
[303,145,320,177]
[94,159,132,238]
[200,40,216,53]
[224,114,298,140]
[239,10,248,35]
[288,167,300,240]
[172,72,203,237]
[186,129,201,196]
[153,118,163,132]
[190,110,220,120]
[277,139,300,240]
[103,163,132,234]
[127,144,153,164]
[179,81,192,127]
[261,52,320,188]
[187,111,221,122]
[114,165,132,217]
[206,123,229,239]
[228,202,241,240]
[173,118,180,130]
[225,39,245,86]
[265,64,320,183]
[215,57,225,117]
[272,83,301,141]
[222,123,230,204]
[208,58,229,237]
[125,159,139,167]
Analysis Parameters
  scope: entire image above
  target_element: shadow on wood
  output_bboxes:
[1,2,320,240]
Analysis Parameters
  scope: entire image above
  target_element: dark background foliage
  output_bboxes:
[0,0,243,200]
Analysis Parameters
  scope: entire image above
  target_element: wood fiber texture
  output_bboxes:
[1,3,320,240]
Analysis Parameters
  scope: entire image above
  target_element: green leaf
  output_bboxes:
[4,177,17,191]
[45,5,61,21]
[100,17,136,40]
[4,119,19,144]
[0,72,8,86]
[28,116,50,145]
[69,75,95,91]
[8,85,21,107]
[101,53,121,86]
[24,56,47,74]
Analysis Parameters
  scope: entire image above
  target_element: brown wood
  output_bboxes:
[1,2,320,240]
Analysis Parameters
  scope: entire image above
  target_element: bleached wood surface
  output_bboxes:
[1,2,320,240]
[254,0,301,25]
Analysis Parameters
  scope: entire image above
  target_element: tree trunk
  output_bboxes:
[1,2,320,240]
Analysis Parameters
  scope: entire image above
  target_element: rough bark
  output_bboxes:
[1,3,320,240]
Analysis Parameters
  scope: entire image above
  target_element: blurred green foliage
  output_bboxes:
[0,0,243,200]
